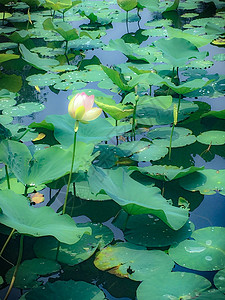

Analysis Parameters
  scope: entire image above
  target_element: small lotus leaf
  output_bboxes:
[27,73,60,87]
[6,258,61,289]
[214,269,225,293]
[0,190,91,244]
[179,169,225,195]
[94,242,174,281]
[34,223,113,265]
[197,130,225,145]
[213,53,225,61]
[147,127,196,148]
[130,165,204,181]
[137,272,211,300]
[169,227,225,271]
[19,280,105,300]
[2,102,45,117]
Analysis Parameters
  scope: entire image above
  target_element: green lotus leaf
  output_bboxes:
[94,242,174,281]
[138,95,173,109]
[43,18,79,41]
[88,166,188,230]
[19,45,59,71]
[2,102,45,117]
[179,169,225,196]
[186,60,214,69]
[0,12,12,19]
[0,190,91,244]
[0,115,13,125]
[154,37,208,67]
[34,223,113,265]
[44,0,72,10]
[0,73,22,92]
[0,98,16,110]
[213,53,225,61]
[113,211,194,247]
[20,280,105,300]
[0,42,17,51]
[46,114,132,146]
[214,269,225,294]
[197,130,225,146]
[201,109,225,120]
[0,177,44,194]
[6,258,61,289]
[68,37,103,50]
[136,98,198,125]
[27,73,61,87]
[130,165,204,181]
[190,17,225,28]
[196,289,225,300]
[117,0,137,11]
[147,127,196,148]
[95,97,133,120]
[181,13,199,18]
[118,140,168,161]
[145,19,172,27]
[137,272,211,300]
[0,139,96,186]
[169,227,225,271]
[7,30,30,43]
[0,53,19,64]
[167,27,213,48]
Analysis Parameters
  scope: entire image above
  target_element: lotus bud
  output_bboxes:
[68,92,102,125]
[117,0,137,11]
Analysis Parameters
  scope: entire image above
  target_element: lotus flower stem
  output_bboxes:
[5,165,10,190]
[169,124,175,160]
[4,235,24,300]
[0,229,15,258]
[62,120,79,215]
[24,185,29,197]
[132,87,139,141]
[126,11,129,33]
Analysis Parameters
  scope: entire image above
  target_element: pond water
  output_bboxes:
[0,0,225,299]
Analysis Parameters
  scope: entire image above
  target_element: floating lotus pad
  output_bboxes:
[214,269,225,294]
[179,169,225,195]
[169,227,225,271]
[147,127,196,148]
[26,73,61,87]
[136,272,211,300]
[196,289,225,300]
[0,190,91,244]
[6,258,60,289]
[19,280,105,300]
[197,130,225,146]
[34,223,113,266]
[94,242,174,281]
[2,102,45,117]
[130,165,204,181]
[113,211,195,247]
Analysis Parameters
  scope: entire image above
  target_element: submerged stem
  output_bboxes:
[4,235,24,300]
[5,165,10,190]
[0,229,15,258]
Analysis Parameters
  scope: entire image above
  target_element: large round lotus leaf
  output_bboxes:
[0,42,17,51]
[0,190,91,244]
[179,169,225,195]
[88,166,188,230]
[75,180,111,200]
[136,98,198,126]
[113,211,194,247]
[147,127,196,148]
[27,73,60,87]
[6,258,60,289]
[169,227,225,271]
[201,109,225,119]
[54,81,87,90]
[154,37,207,67]
[19,280,105,300]
[117,0,137,11]
[2,102,45,117]
[130,165,204,181]
[214,269,225,293]
[196,289,225,300]
[34,223,113,266]
[94,242,174,281]
[46,114,132,146]
[118,141,168,161]
[136,272,211,300]
[197,130,225,146]
[0,115,13,125]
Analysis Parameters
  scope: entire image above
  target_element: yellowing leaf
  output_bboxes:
[29,192,44,204]
[35,85,40,92]
[32,133,46,141]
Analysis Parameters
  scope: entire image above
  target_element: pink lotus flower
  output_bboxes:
[68,92,102,123]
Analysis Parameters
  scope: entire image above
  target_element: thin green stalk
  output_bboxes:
[132,89,139,141]
[4,235,24,300]
[0,229,15,257]
[177,94,181,112]
[115,120,118,145]
[5,165,10,190]
[169,123,175,160]
[62,120,79,215]
[24,185,29,197]
[126,11,129,33]
[16,129,30,141]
